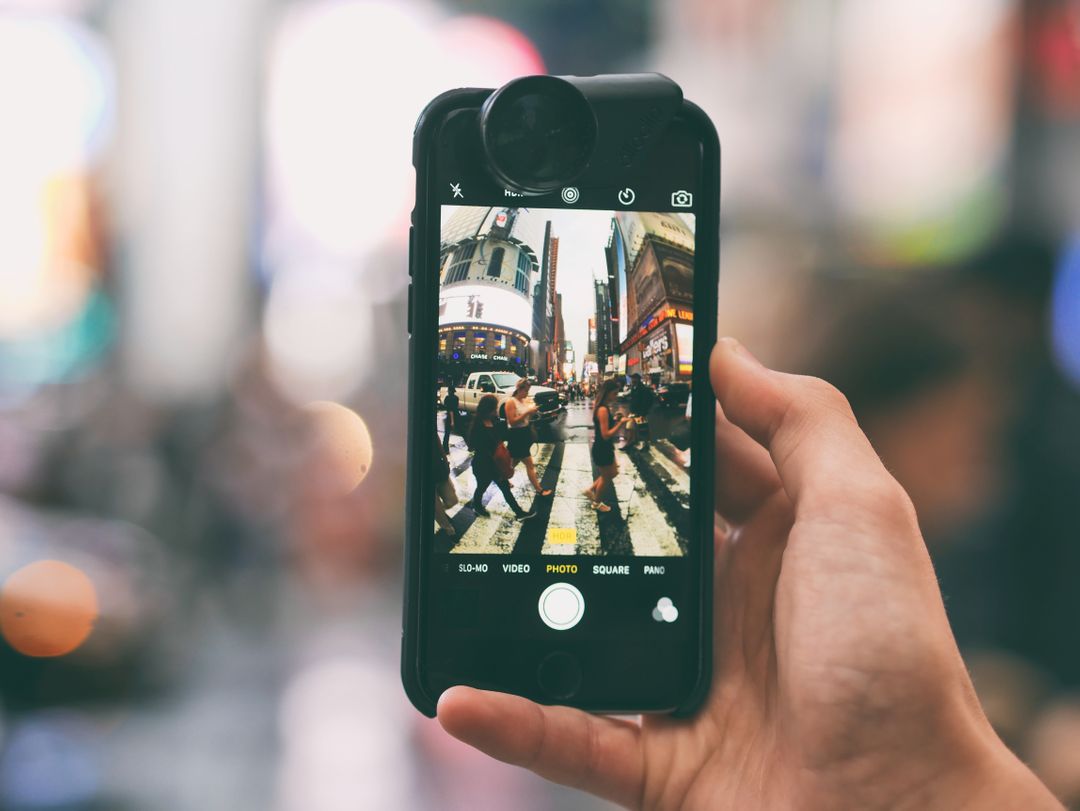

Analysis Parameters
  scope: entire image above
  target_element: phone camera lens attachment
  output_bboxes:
[480,76,598,195]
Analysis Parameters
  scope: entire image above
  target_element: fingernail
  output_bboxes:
[720,337,762,367]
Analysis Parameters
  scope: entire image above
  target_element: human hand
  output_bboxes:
[437,339,1062,809]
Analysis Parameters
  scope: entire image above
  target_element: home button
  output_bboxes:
[537,651,582,700]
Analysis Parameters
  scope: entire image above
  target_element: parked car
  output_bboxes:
[437,372,564,424]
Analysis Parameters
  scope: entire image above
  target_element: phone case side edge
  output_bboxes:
[671,98,721,719]
[401,89,493,718]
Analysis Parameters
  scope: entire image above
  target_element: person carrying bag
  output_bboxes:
[468,394,536,521]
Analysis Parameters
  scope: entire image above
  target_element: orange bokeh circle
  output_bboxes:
[303,401,374,494]
[0,560,99,658]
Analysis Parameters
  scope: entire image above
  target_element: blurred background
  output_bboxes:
[0,0,1078,808]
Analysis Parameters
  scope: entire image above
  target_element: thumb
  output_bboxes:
[709,338,901,520]
[438,686,645,808]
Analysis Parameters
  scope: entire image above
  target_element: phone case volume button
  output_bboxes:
[408,226,415,277]
[407,283,413,334]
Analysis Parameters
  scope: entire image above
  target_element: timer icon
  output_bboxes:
[617,187,635,206]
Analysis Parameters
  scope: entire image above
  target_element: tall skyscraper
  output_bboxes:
[593,276,612,375]
[532,222,553,379]
[552,293,565,381]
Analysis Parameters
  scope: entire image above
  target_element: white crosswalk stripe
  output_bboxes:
[620,450,683,556]
[647,441,691,503]
[441,433,690,556]
[506,442,553,514]
[448,443,553,553]
[541,442,600,555]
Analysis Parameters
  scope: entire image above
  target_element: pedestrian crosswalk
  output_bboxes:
[436,435,690,556]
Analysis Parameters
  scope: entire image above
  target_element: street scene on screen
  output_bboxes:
[432,205,696,556]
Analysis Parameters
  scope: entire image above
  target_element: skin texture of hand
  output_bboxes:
[438,339,1063,810]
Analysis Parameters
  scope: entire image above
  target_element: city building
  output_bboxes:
[552,293,565,381]
[603,217,629,376]
[531,222,554,381]
[609,212,695,383]
[543,236,561,380]
[437,207,551,382]
[593,275,613,376]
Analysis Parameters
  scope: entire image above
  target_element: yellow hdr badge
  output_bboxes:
[547,527,577,545]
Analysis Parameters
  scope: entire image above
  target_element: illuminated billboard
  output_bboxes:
[675,322,694,375]
[439,284,533,337]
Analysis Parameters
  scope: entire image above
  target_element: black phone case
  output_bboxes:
[402,86,719,719]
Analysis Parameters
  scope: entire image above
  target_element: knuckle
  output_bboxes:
[856,474,919,529]
[801,375,853,416]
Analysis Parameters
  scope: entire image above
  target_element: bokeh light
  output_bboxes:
[263,263,376,403]
[302,401,374,495]
[0,560,98,658]
[1028,696,1080,806]
[434,15,546,87]
[261,2,545,404]
[831,0,1016,266]
[0,15,114,396]
[278,656,413,811]
[0,16,113,176]
[1051,236,1080,389]
[0,712,100,809]
[264,1,544,260]
[265,1,443,258]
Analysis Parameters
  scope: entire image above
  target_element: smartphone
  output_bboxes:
[403,75,718,716]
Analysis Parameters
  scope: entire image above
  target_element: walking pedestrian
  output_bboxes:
[442,385,460,453]
[584,379,631,512]
[505,379,553,497]
[468,394,536,520]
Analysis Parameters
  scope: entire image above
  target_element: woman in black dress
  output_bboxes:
[584,379,630,513]
[469,394,536,521]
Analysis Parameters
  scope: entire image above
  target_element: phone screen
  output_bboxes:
[435,205,694,557]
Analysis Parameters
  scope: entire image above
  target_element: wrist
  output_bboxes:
[936,739,1063,811]
[889,725,1062,811]
[810,696,1062,811]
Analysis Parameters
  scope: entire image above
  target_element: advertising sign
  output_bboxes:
[439,284,533,336]
[675,322,694,375]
